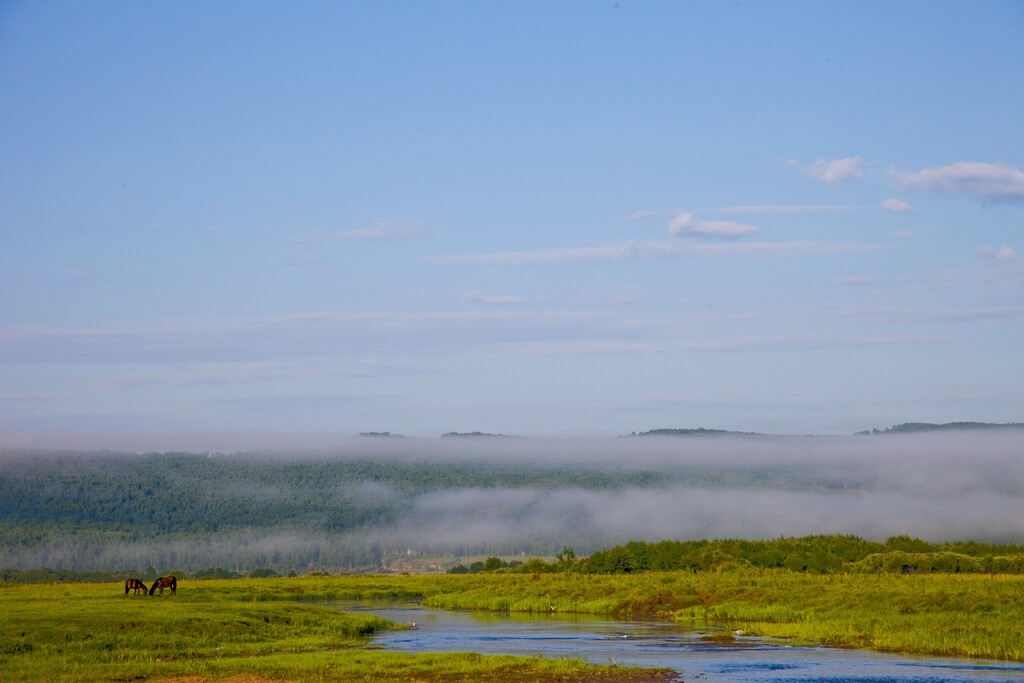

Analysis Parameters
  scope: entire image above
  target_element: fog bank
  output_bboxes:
[2,429,1022,571]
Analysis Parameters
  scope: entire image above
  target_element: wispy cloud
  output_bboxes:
[830,305,1024,324]
[682,334,946,353]
[462,291,524,306]
[494,334,944,356]
[668,212,759,238]
[332,218,420,240]
[706,204,867,215]
[103,359,403,390]
[0,310,620,365]
[890,162,1024,204]
[491,340,666,356]
[791,156,864,185]
[429,239,883,267]
[429,241,661,266]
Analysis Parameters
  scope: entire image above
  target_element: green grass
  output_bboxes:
[189,571,1024,660]
[4,570,1021,682]
[414,570,1024,661]
[0,579,669,683]
[671,571,1024,659]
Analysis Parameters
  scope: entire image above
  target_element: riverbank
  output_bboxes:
[3,569,1021,682]
[416,570,1024,661]
[170,570,1024,660]
[0,580,672,683]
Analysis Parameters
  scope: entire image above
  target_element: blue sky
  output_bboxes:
[1,0,1022,448]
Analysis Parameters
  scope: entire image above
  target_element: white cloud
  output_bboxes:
[627,210,658,221]
[892,230,913,239]
[333,218,419,240]
[979,245,1018,264]
[882,198,911,213]
[891,162,1024,204]
[802,156,864,185]
[462,291,524,306]
[669,212,760,238]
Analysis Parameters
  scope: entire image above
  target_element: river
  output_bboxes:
[340,601,1024,683]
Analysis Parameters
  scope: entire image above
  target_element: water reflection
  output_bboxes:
[339,601,1024,683]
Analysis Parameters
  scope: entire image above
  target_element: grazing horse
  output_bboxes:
[148,575,177,596]
[124,578,148,596]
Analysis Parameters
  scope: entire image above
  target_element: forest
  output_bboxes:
[2,428,1022,574]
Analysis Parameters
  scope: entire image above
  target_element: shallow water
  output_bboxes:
[342,601,1024,683]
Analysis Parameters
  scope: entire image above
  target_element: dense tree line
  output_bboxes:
[3,447,1022,575]
[1,450,708,572]
[0,448,860,542]
[582,535,1024,574]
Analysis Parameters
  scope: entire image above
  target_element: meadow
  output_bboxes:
[4,569,1021,682]
[0,578,669,683]
[418,569,1024,660]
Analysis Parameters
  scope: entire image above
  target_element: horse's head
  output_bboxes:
[148,578,162,595]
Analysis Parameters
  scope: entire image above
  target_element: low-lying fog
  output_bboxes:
[2,430,1022,571]
[335,430,1024,546]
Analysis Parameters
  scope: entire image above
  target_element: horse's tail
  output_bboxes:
[125,579,130,595]
[168,575,177,593]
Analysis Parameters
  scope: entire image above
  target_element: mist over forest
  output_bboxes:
[2,428,1022,574]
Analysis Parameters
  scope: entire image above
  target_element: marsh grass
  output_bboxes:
[0,580,665,683]
[254,571,1024,660]
[679,572,1024,660]
[415,570,1024,661]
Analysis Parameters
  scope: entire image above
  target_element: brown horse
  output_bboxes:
[148,575,177,596]
[124,578,148,595]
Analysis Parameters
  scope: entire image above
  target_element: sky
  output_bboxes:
[1,0,1022,449]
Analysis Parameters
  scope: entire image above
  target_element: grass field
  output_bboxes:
[423,570,1024,660]
[3,569,1022,682]
[0,579,670,683]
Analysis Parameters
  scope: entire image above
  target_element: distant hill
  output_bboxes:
[857,422,1024,435]
[632,422,1024,437]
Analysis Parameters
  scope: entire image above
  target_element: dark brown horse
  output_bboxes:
[124,578,148,595]
[148,575,177,596]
